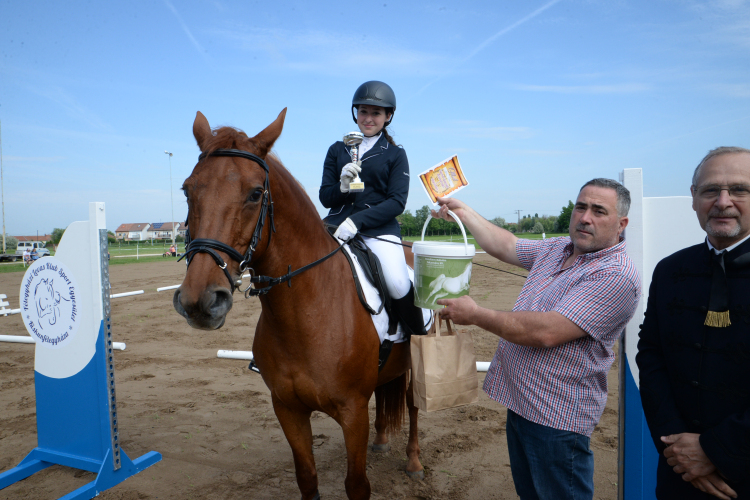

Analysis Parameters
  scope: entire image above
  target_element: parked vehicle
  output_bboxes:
[15,241,51,258]
[0,252,19,262]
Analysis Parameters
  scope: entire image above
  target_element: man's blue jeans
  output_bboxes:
[506,409,594,500]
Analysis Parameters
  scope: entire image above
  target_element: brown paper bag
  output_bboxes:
[410,312,479,412]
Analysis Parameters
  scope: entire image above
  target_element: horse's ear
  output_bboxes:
[193,111,212,151]
[253,108,287,154]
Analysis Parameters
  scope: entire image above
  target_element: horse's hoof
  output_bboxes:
[304,493,321,500]
[405,469,425,480]
[369,443,390,453]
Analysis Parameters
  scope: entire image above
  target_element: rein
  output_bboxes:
[180,147,344,297]
[359,231,529,280]
[244,241,343,297]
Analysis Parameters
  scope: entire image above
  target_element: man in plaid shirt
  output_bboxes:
[434,178,641,500]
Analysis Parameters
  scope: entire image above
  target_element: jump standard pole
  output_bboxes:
[0,202,161,499]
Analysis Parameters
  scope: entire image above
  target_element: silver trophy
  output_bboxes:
[343,131,365,193]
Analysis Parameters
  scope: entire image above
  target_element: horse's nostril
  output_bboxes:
[208,288,233,317]
[173,289,188,318]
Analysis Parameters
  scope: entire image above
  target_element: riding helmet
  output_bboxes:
[351,81,396,126]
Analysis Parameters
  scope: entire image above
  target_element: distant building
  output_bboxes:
[147,222,182,241]
[114,223,151,241]
[16,235,52,245]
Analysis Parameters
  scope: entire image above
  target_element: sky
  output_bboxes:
[1,0,749,236]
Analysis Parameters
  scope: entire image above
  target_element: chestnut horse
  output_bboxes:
[173,110,423,500]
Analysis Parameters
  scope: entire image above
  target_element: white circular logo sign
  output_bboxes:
[20,257,80,349]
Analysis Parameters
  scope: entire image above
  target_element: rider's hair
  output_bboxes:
[382,125,398,147]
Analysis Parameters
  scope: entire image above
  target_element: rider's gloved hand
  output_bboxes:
[333,218,358,242]
[339,162,362,193]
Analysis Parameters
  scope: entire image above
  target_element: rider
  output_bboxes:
[319,80,426,337]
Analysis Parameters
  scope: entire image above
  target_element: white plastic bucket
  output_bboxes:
[411,210,475,309]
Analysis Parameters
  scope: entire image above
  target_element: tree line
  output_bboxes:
[396,201,576,238]
[5,200,577,251]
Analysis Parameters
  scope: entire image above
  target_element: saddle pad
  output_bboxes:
[342,245,431,345]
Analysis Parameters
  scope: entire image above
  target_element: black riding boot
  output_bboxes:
[391,285,428,337]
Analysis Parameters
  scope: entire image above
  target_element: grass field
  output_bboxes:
[403,232,568,250]
[0,233,569,274]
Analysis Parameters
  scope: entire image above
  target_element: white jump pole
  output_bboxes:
[110,290,144,299]
[0,335,126,350]
[218,350,254,360]
[217,350,491,371]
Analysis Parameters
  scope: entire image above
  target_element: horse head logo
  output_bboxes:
[35,278,62,329]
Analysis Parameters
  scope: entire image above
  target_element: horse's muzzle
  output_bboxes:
[173,285,233,330]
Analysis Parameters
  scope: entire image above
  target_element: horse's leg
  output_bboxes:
[371,386,391,452]
[404,376,424,479]
[272,399,320,500]
[339,399,372,500]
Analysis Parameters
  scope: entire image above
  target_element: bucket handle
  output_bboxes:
[421,210,470,254]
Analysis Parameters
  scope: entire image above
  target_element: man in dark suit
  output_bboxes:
[637,146,750,499]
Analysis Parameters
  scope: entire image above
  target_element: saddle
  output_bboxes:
[325,227,400,370]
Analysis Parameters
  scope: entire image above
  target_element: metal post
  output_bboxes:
[164,151,175,247]
[0,119,5,253]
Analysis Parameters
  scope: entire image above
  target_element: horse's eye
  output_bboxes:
[247,188,264,203]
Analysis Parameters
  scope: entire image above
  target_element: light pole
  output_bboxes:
[164,151,176,247]
[0,119,5,253]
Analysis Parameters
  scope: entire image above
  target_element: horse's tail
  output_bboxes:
[374,372,407,434]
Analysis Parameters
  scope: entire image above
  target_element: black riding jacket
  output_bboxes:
[319,134,409,238]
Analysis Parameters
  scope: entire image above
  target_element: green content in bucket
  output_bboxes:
[411,210,476,310]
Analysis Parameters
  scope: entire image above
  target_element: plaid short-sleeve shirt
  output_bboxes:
[483,236,640,436]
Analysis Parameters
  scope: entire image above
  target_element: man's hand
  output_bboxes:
[436,295,479,325]
[690,472,738,500]
[431,197,469,222]
[662,433,716,481]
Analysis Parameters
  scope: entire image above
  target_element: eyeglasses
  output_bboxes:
[694,184,750,200]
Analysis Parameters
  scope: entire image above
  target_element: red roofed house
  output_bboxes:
[147,222,182,241]
[114,223,151,241]
[16,235,52,244]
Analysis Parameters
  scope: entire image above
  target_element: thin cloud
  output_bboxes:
[707,83,750,98]
[164,0,208,58]
[413,0,564,98]
[212,27,442,75]
[509,149,578,156]
[33,86,111,130]
[511,83,651,94]
[4,156,65,163]
[416,125,534,141]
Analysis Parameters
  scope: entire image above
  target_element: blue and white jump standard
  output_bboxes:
[618,169,705,500]
[0,202,161,500]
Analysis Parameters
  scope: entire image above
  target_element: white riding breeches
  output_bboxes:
[361,235,411,300]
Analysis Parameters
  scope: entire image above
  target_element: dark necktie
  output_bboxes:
[705,251,731,328]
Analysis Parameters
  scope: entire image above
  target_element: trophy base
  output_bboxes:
[349,181,365,193]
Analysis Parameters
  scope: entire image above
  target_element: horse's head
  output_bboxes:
[174,109,287,330]
[35,278,60,326]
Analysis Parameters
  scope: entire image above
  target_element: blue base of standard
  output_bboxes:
[0,447,161,499]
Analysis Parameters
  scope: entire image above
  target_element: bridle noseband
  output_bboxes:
[179,148,276,293]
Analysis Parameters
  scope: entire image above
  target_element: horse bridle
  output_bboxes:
[179,148,276,294]
[179,147,344,297]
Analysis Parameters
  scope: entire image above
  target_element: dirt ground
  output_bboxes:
[0,253,620,499]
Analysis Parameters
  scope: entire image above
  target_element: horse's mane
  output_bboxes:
[203,126,323,224]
